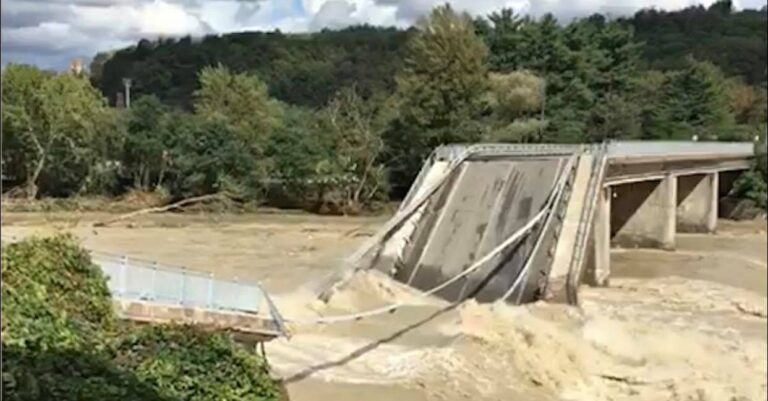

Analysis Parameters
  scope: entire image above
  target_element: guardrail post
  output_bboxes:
[233,276,240,312]
[207,272,214,309]
[179,267,186,306]
[120,255,128,296]
[150,261,158,301]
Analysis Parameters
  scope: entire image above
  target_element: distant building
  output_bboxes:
[69,58,84,75]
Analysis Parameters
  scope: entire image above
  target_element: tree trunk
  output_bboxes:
[25,156,46,199]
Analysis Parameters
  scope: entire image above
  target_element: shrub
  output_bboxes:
[731,169,767,210]
[115,325,282,401]
[1,235,157,401]
[1,235,115,350]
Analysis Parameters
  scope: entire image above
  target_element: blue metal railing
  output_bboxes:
[90,250,264,313]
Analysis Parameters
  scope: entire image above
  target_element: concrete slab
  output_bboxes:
[378,158,565,303]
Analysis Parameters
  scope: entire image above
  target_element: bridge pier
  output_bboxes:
[610,175,677,250]
[676,173,718,233]
[552,141,753,300]
[584,187,611,287]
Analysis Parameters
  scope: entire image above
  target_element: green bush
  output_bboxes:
[115,325,282,401]
[1,235,283,401]
[731,169,767,210]
[1,235,154,401]
[1,235,115,350]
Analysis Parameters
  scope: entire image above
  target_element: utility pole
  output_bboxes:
[122,78,132,108]
[538,80,546,142]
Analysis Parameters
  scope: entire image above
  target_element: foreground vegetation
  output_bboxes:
[1,235,283,401]
[2,1,766,212]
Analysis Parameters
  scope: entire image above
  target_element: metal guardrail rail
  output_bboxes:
[92,250,288,336]
[431,141,755,160]
[606,141,755,158]
[91,251,264,314]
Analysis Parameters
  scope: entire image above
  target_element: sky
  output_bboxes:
[2,0,766,70]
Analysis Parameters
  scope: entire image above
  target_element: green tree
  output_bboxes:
[265,106,328,207]
[1,235,153,401]
[478,11,643,143]
[2,235,283,401]
[1,65,112,198]
[115,325,281,401]
[726,78,767,127]
[266,88,391,213]
[628,2,767,85]
[95,27,409,110]
[656,58,735,139]
[484,70,548,143]
[315,87,390,213]
[385,4,490,195]
[193,65,283,148]
[122,95,173,191]
[163,114,264,200]
[635,70,671,139]
[1,64,50,194]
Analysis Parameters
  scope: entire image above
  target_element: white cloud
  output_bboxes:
[310,0,357,30]
[2,0,765,69]
[72,0,210,38]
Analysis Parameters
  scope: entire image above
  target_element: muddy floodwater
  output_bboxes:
[3,212,766,401]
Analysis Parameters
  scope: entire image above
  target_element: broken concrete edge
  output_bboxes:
[113,299,284,341]
[565,148,612,301]
[542,153,597,305]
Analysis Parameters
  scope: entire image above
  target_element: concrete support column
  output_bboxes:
[585,187,611,286]
[611,175,677,250]
[676,173,718,233]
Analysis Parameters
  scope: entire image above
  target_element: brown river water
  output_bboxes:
[3,212,766,401]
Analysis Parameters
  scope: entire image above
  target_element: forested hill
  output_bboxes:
[93,3,767,109]
[5,3,766,208]
[94,26,411,109]
[627,4,767,86]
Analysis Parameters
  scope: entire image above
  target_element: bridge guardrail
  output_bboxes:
[90,251,266,315]
[607,141,755,158]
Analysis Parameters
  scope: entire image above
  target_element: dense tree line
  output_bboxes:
[2,2,766,210]
[94,26,410,110]
[627,1,767,86]
[91,1,766,110]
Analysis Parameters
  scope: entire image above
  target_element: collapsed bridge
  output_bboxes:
[322,141,756,306]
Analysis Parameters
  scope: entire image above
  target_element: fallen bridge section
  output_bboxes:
[328,144,604,305]
[92,250,289,339]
